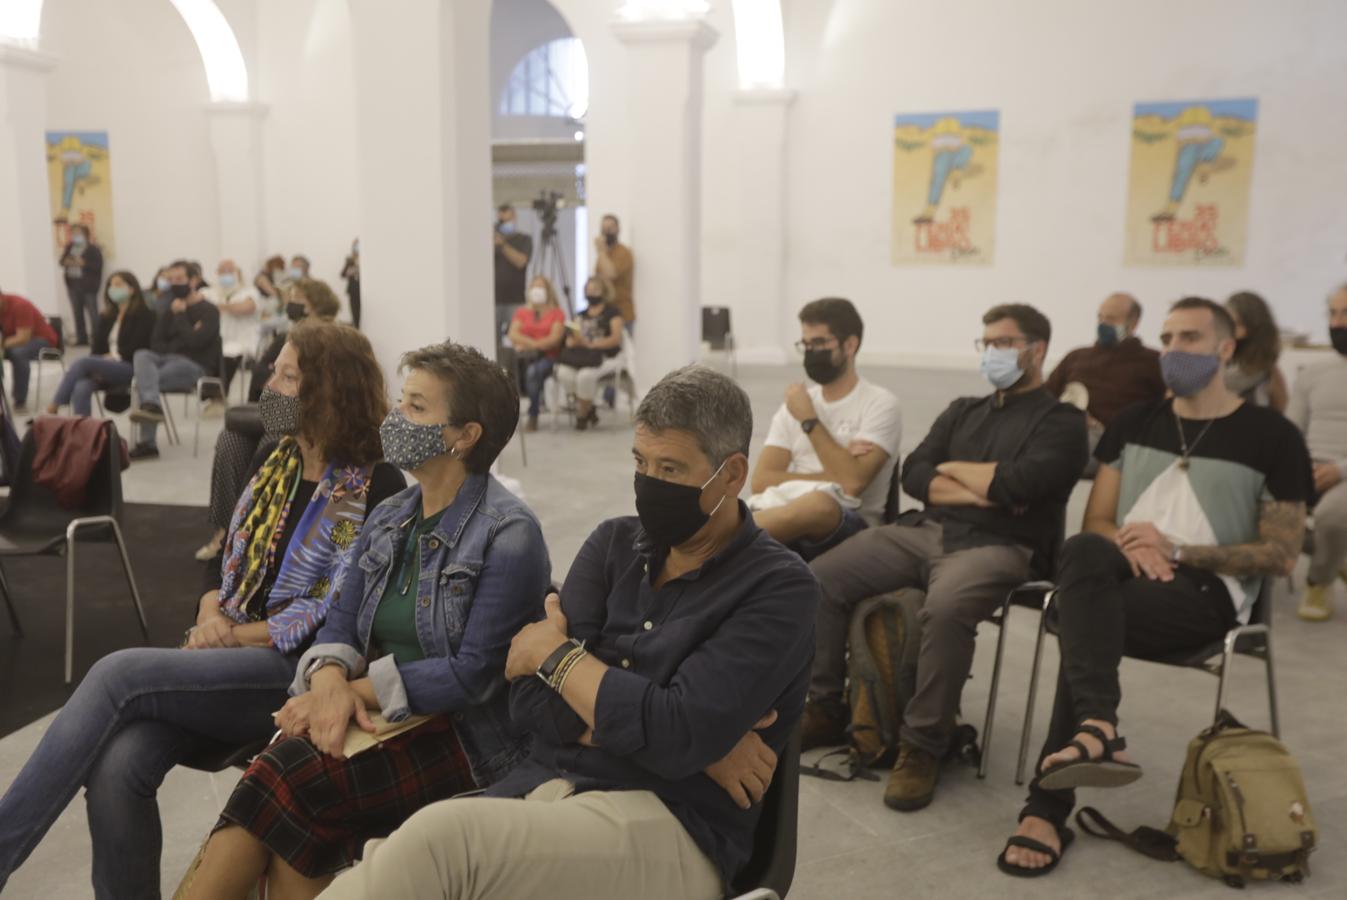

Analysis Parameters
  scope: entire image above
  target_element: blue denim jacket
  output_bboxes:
[293,473,550,787]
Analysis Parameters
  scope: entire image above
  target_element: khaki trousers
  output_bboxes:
[318,780,722,900]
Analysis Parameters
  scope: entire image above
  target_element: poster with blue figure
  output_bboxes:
[45,131,116,258]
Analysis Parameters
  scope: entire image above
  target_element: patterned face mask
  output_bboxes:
[380,408,452,471]
[259,387,302,438]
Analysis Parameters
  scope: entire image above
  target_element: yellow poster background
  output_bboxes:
[1124,99,1257,266]
[891,111,999,265]
[45,130,116,258]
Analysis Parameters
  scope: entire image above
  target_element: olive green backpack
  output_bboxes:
[1078,711,1317,888]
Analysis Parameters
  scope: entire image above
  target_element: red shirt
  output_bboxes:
[511,306,566,359]
[0,293,60,346]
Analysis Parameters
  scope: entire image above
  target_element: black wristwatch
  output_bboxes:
[801,417,819,435]
[535,638,583,684]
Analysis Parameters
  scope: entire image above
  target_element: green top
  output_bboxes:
[371,506,447,664]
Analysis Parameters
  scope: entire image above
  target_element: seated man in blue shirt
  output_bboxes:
[320,365,820,900]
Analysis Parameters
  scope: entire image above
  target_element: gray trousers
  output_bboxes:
[1310,480,1347,585]
[809,519,1031,757]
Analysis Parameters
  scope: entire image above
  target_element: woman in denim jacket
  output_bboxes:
[185,342,551,898]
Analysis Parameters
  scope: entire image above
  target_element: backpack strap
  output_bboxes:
[1075,806,1180,862]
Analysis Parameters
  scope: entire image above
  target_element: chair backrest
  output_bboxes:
[702,306,733,349]
[0,420,123,536]
[731,724,801,897]
[46,315,66,354]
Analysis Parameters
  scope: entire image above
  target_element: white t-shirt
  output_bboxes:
[209,285,262,358]
[762,378,903,525]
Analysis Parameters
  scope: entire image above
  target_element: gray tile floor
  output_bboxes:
[2,360,1344,898]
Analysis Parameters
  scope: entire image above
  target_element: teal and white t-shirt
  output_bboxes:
[1096,398,1312,623]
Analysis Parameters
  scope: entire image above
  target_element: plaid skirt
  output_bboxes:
[216,716,475,878]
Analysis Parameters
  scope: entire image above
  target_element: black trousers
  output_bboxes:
[1022,532,1236,826]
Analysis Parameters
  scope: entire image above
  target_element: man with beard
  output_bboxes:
[749,298,902,559]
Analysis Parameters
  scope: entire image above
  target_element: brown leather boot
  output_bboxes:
[884,743,939,811]
[800,698,849,751]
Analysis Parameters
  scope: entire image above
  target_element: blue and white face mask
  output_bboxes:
[980,346,1024,391]
[1097,322,1127,347]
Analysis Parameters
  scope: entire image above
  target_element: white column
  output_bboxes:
[611,17,717,390]
[733,88,794,364]
[0,44,58,313]
[205,102,267,272]
[346,0,493,382]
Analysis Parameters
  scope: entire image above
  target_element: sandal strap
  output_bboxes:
[1004,835,1060,862]
[1066,739,1091,762]
[1075,724,1127,760]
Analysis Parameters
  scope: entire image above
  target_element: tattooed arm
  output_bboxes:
[1177,501,1305,578]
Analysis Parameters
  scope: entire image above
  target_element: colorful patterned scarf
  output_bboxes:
[218,438,374,653]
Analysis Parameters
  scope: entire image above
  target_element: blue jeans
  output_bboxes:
[52,355,133,416]
[795,505,868,561]
[3,337,51,406]
[0,646,295,899]
[525,357,554,418]
[132,349,205,447]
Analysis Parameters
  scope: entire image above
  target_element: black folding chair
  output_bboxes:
[33,315,66,409]
[729,724,801,900]
[702,306,738,378]
[0,419,148,682]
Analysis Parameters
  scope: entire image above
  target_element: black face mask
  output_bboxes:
[1331,326,1347,357]
[169,283,191,300]
[803,348,846,385]
[604,232,617,247]
[286,302,307,322]
[633,461,728,547]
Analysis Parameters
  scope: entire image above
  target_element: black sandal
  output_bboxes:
[996,823,1075,877]
[1035,723,1142,791]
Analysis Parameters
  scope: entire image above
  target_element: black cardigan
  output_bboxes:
[91,305,157,363]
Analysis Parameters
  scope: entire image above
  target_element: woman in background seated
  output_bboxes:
[508,274,567,432]
[195,278,343,560]
[0,321,403,900]
[184,341,549,900]
[44,271,155,416]
[554,276,624,431]
[1224,291,1288,412]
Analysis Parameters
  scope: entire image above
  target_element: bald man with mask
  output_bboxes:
[1046,293,1166,470]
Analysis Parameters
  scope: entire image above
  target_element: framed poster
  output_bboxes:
[1124,99,1257,266]
[46,130,115,257]
[891,110,999,265]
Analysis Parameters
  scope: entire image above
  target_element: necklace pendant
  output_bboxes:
[1178,458,1190,471]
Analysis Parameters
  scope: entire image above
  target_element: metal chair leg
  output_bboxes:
[0,559,21,636]
[108,518,149,639]
[162,398,180,446]
[978,593,1014,779]
[63,516,149,684]
[1015,590,1055,786]
[1211,630,1240,726]
[1264,631,1280,738]
[65,532,76,684]
[517,415,528,467]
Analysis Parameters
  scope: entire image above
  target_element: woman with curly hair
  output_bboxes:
[183,341,551,900]
[0,321,404,900]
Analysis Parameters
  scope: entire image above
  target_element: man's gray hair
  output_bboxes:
[635,365,753,465]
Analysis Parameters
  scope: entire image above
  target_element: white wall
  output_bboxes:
[40,0,219,284]
[753,0,1347,368]
[255,0,359,306]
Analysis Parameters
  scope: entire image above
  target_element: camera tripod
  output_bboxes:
[532,219,574,317]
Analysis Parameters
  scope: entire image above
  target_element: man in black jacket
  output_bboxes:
[128,260,221,459]
[804,303,1089,813]
[58,224,103,347]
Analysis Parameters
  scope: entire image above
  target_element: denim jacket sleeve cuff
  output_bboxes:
[289,643,367,697]
[368,654,412,722]
[591,667,648,757]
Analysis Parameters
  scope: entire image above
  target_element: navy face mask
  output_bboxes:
[1161,350,1222,397]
